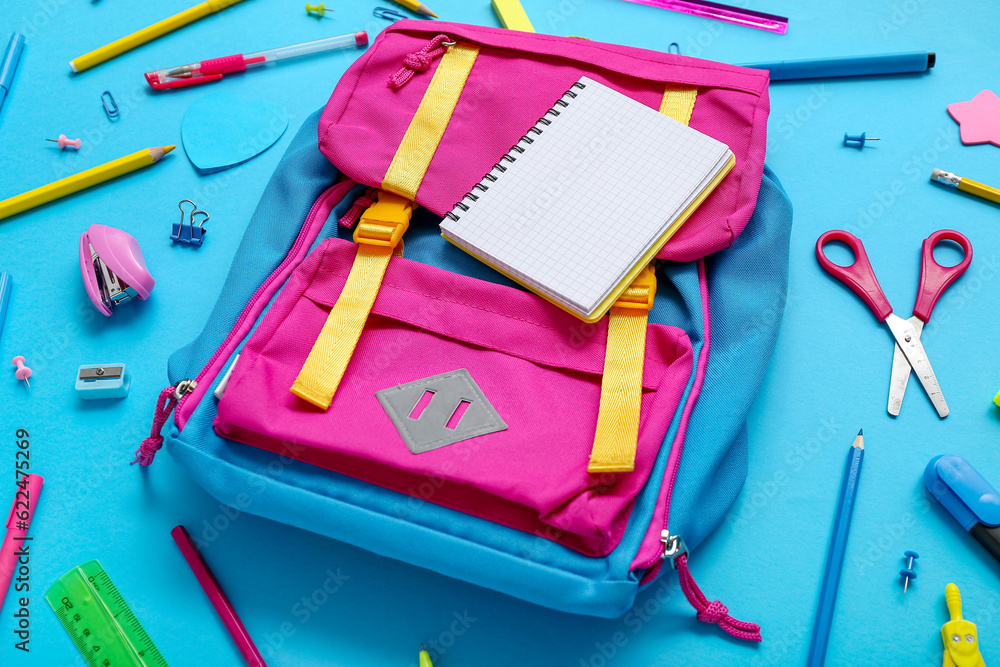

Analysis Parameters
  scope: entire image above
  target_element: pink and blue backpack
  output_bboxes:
[138,20,791,640]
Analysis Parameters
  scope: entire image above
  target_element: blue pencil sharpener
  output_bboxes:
[75,363,130,399]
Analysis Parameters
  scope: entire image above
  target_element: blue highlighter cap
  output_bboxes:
[925,454,1000,531]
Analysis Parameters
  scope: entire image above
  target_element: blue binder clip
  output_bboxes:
[924,454,1000,565]
[171,199,208,246]
[75,363,130,399]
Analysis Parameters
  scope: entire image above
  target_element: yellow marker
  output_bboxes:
[932,168,1000,206]
[419,645,434,667]
[70,0,248,73]
[491,0,535,31]
[391,0,438,18]
[941,584,986,667]
[0,146,174,221]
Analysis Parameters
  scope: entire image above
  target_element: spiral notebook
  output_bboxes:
[440,76,735,322]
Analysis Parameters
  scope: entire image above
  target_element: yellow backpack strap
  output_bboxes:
[588,83,698,473]
[659,84,698,124]
[382,42,480,200]
[291,191,413,409]
[588,265,656,472]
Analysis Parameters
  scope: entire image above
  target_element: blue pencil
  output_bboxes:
[807,429,865,667]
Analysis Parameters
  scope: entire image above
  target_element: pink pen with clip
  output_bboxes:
[171,525,267,666]
[145,32,368,89]
[0,474,42,614]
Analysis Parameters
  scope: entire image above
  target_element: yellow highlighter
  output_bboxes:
[0,145,174,221]
[70,0,248,73]
[932,168,1000,206]
[941,584,986,667]
[491,0,535,31]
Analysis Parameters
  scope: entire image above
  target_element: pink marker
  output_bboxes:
[171,526,267,666]
[46,134,81,150]
[0,474,43,615]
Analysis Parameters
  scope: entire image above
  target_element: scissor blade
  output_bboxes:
[887,317,924,416]
[885,314,948,418]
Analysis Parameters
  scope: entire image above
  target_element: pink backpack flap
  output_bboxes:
[216,236,693,557]
[319,20,770,262]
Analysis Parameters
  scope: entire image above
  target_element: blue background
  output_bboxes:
[1,0,999,665]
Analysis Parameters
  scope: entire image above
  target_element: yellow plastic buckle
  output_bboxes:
[353,191,413,248]
[613,264,657,312]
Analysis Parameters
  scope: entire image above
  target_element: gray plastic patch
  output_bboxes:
[376,369,507,454]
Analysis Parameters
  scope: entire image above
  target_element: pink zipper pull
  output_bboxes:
[663,532,762,642]
[131,380,197,466]
[387,34,455,89]
[338,187,379,228]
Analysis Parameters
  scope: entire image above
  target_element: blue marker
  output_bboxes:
[925,454,1000,565]
[740,51,934,81]
[0,32,25,116]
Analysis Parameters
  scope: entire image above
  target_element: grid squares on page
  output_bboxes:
[440,76,732,316]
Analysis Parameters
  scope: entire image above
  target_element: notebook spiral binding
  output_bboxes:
[445,81,587,222]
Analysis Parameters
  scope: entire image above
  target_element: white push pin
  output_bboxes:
[12,356,31,387]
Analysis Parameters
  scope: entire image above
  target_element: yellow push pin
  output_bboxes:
[305,2,333,17]
[941,584,987,667]
[419,644,434,667]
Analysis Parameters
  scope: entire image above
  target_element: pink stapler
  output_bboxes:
[79,225,155,316]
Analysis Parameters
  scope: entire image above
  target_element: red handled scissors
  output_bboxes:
[816,230,972,418]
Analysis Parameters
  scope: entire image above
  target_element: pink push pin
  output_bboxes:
[46,134,81,150]
[12,356,31,388]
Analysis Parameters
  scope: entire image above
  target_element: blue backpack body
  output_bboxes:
[160,106,791,619]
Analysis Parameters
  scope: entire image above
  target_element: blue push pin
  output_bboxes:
[899,550,919,593]
[844,132,881,149]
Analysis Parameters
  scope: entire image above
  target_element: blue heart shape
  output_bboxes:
[181,92,289,174]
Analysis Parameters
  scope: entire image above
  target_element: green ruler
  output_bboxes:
[45,559,169,667]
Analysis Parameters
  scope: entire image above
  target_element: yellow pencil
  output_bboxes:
[70,0,248,73]
[932,168,1000,205]
[0,146,174,221]
[391,0,438,18]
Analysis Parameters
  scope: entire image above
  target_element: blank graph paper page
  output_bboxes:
[441,76,733,318]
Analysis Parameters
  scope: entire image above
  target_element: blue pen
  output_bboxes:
[0,273,10,346]
[0,33,25,116]
[740,51,934,81]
